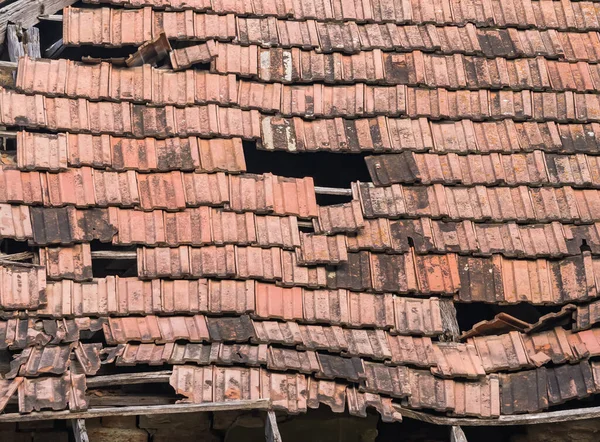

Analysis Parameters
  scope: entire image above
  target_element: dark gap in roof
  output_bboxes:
[581,239,592,253]
[298,223,315,234]
[35,18,63,57]
[3,137,16,151]
[90,240,137,278]
[378,415,527,442]
[57,44,140,63]
[454,301,565,333]
[0,239,34,263]
[242,140,368,205]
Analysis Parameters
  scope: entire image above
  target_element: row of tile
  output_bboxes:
[7,342,102,378]
[0,315,426,365]
[11,358,598,418]
[250,87,600,120]
[17,131,246,173]
[0,168,318,217]
[64,7,600,63]
[366,151,600,188]
[36,277,447,335]
[349,218,600,258]
[21,203,342,246]
[260,116,600,154]
[81,0,600,33]
[329,250,599,304]
[21,56,600,115]
[6,311,600,377]
[110,326,600,378]
[171,365,404,420]
[17,57,239,106]
[101,312,446,345]
[214,45,600,92]
[0,318,106,350]
[25,204,302,247]
[136,244,600,303]
[159,360,600,416]
[355,181,600,223]
[30,243,600,304]
[0,89,260,139]
[10,201,600,257]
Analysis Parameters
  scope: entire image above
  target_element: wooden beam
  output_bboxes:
[38,15,64,22]
[0,399,271,422]
[72,419,89,442]
[45,38,65,59]
[0,0,77,45]
[314,186,352,196]
[265,411,283,442]
[89,395,174,407]
[450,426,467,442]
[0,129,17,137]
[398,405,600,427]
[0,252,34,262]
[91,250,137,260]
[86,371,172,388]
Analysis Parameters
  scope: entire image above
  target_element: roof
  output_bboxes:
[3,0,600,423]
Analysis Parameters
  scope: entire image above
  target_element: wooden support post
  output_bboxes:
[72,419,89,442]
[6,25,41,61]
[6,24,23,62]
[440,299,461,342]
[265,411,282,442]
[450,426,468,442]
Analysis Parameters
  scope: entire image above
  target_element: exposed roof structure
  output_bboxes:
[2,0,600,426]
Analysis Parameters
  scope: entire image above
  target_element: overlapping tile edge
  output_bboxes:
[3,0,600,422]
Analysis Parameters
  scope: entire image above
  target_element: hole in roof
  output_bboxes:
[581,239,592,253]
[0,239,35,264]
[90,240,137,278]
[454,302,566,334]
[242,141,370,205]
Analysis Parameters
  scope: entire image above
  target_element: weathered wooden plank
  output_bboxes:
[72,419,89,442]
[7,25,41,61]
[86,371,172,388]
[0,399,271,422]
[451,426,467,442]
[265,411,282,442]
[398,405,600,426]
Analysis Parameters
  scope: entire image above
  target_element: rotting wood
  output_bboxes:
[265,410,282,442]
[0,0,78,46]
[6,24,23,62]
[397,405,600,426]
[439,299,460,342]
[0,252,34,262]
[450,426,468,442]
[89,394,174,407]
[6,25,40,61]
[72,419,89,442]
[91,250,137,260]
[314,186,352,196]
[86,371,172,387]
[0,399,271,422]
